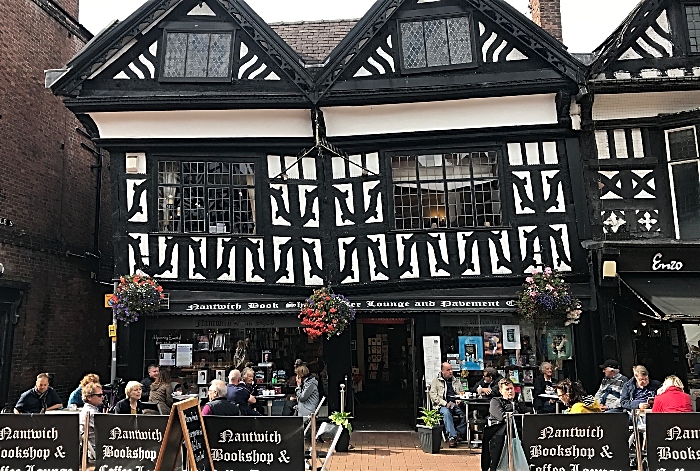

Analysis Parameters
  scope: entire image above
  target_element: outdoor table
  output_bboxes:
[255,393,286,416]
[538,393,561,413]
[462,397,491,448]
[45,408,80,414]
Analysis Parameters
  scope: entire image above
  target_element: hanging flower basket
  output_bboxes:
[109,273,164,324]
[299,287,356,339]
[516,267,582,327]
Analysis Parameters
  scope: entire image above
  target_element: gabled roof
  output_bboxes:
[51,0,316,98]
[315,0,586,100]
[270,20,358,66]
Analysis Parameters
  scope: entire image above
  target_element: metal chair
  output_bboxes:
[303,396,326,436]
[305,420,344,471]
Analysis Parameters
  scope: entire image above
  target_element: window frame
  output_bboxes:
[388,148,506,232]
[158,23,236,83]
[153,156,259,236]
[397,13,478,74]
[665,125,700,239]
[683,3,700,55]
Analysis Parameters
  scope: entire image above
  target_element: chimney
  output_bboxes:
[529,0,563,42]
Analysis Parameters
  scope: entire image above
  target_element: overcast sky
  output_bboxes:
[79,0,641,53]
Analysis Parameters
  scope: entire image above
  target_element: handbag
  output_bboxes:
[496,415,529,471]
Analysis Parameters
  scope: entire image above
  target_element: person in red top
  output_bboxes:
[651,375,693,413]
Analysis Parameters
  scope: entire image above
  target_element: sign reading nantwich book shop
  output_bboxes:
[647,412,700,470]
[522,413,629,471]
[95,414,169,471]
[155,397,213,471]
[0,414,80,470]
[204,416,305,470]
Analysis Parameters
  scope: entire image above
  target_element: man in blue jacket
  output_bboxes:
[620,364,661,412]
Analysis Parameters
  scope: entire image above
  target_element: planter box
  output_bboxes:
[417,425,443,454]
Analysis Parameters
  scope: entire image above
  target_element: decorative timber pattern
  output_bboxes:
[114,42,159,80]
[478,22,528,63]
[352,35,396,77]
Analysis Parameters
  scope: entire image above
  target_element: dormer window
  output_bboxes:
[161,30,233,81]
[399,15,474,71]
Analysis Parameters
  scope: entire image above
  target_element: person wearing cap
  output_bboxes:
[594,359,628,413]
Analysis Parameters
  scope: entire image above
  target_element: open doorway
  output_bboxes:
[351,318,416,431]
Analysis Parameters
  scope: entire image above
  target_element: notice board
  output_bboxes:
[155,396,213,471]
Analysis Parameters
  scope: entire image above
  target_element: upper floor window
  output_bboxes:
[391,152,501,230]
[686,5,700,53]
[158,160,255,234]
[666,126,700,239]
[399,16,474,71]
[161,31,233,80]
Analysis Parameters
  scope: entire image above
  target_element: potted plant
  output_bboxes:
[417,407,443,454]
[108,272,164,324]
[299,287,356,339]
[328,411,353,452]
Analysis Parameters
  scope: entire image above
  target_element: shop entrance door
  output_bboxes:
[352,318,415,431]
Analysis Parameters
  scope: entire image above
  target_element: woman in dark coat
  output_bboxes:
[113,381,145,414]
[482,378,529,471]
[533,362,556,413]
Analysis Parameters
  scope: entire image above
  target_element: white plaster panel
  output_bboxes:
[301,158,317,180]
[90,109,314,139]
[595,131,610,159]
[363,181,383,223]
[284,156,300,179]
[367,234,389,281]
[128,233,149,276]
[397,234,419,279]
[457,232,480,276]
[334,184,355,226]
[541,170,565,213]
[366,153,380,175]
[593,91,700,121]
[512,171,535,215]
[542,142,558,165]
[525,143,540,165]
[189,237,206,279]
[302,238,324,286]
[507,143,523,166]
[631,129,644,158]
[614,129,628,159]
[349,154,363,178]
[216,238,235,281]
[489,231,512,275]
[599,171,622,200]
[126,179,148,223]
[550,224,571,272]
[338,237,360,284]
[270,184,291,226]
[267,155,282,179]
[332,157,346,179]
[427,233,450,277]
[323,94,558,137]
[125,153,147,174]
[245,241,264,283]
[273,237,294,284]
[158,236,177,279]
[299,185,319,227]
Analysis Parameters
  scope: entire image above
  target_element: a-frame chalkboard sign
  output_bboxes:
[154,397,214,471]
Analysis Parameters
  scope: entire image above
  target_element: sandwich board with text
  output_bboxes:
[154,397,214,471]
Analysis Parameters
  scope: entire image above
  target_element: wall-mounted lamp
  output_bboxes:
[602,260,617,278]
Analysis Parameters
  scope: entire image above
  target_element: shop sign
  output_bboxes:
[94,415,168,471]
[204,416,304,471]
[647,412,700,470]
[521,413,629,471]
[617,248,700,272]
[0,414,79,470]
[172,298,518,314]
[0,217,13,227]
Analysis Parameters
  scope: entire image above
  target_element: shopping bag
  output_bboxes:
[496,416,529,471]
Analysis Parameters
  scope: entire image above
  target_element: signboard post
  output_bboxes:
[95,414,169,471]
[155,396,214,471]
[647,412,700,471]
[204,416,305,471]
[0,414,79,470]
[522,413,630,471]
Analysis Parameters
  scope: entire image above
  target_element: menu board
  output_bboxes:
[522,413,629,471]
[204,416,304,471]
[155,397,213,471]
[0,414,79,470]
[423,336,441,383]
[647,412,700,471]
[95,414,168,471]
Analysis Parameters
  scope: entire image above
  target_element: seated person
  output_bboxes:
[203,380,240,416]
[79,382,103,462]
[620,365,661,413]
[470,367,503,398]
[113,381,145,414]
[556,378,601,413]
[533,362,556,414]
[594,359,627,413]
[482,379,529,471]
[429,362,466,448]
[652,375,693,413]
[15,373,62,413]
[68,373,100,408]
[227,369,260,416]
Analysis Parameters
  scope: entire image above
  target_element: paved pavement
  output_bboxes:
[322,431,482,470]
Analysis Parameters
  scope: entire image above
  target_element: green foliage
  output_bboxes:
[329,411,353,434]
[418,407,442,428]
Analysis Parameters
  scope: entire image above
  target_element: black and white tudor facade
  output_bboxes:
[50,0,595,413]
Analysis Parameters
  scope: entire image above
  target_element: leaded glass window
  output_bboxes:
[667,127,700,239]
[392,151,501,230]
[400,15,473,70]
[687,5,700,53]
[162,31,233,79]
[158,160,256,234]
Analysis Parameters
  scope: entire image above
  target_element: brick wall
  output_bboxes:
[529,0,563,43]
[0,0,113,405]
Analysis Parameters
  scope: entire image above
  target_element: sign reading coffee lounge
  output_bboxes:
[170,298,518,315]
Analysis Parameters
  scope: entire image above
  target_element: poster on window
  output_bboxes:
[458,336,484,370]
[176,343,193,367]
[546,326,573,361]
[483,332,502,356]
[159,343,176,366]
[502,325,521,350]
